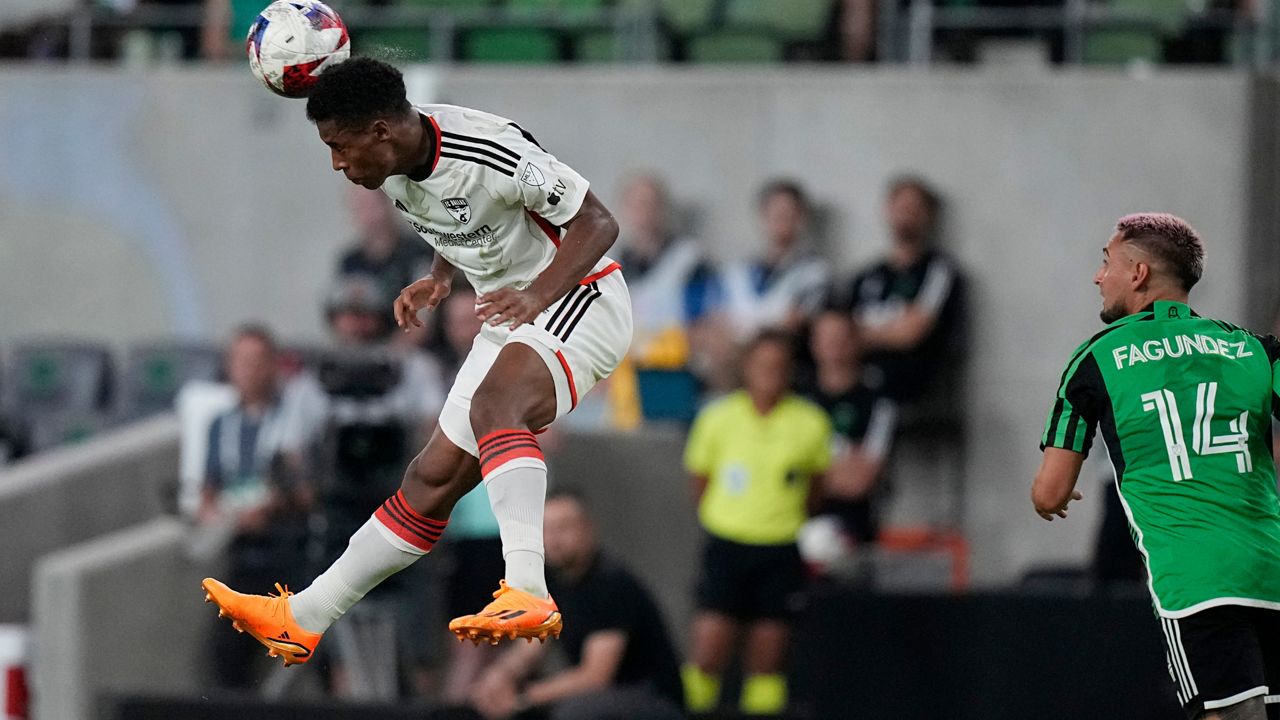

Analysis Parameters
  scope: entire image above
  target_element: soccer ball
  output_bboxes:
[246,0,350,99]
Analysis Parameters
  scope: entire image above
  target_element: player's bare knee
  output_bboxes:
[469,384,530,438]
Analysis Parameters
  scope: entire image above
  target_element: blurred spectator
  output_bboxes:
[428,282,480,380]
[325,273,444,436]
[836,0,876,62]
[800,311,896,551]
[719,180,829,339]
[335,187,433,338]
[470,488,684,720]
[196,324,313,690]
[681,331,831,716]
[200,0,265,61]
[829,175,964,404]
[316,274,447,698]
[617,173,720,370]
[607,173,720,427]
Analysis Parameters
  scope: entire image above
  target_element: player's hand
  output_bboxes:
[476,286,547,329]
[394,274,452,331]
[1035,490,1084,522]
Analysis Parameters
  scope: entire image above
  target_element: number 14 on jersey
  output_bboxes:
[1141,382,1252,481]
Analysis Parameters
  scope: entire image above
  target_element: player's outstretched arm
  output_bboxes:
[1031,447,1085,522]
[395,253,458,330]
[477,191,618,328]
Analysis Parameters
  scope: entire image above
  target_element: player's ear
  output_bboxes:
[1132,259,1151,290]
[371,118,392,141]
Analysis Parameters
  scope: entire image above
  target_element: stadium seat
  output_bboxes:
[687,31,783,62]
[402,0,495,7]
[573,28,672,62]
[1,341,116,452]
[461,27,562,63]
[2,342,114,413]
[724,0,833,42]
[1084,0,1192,65]
[119,341,222,421]
[1111,0,1190,35]
[1083,31,1162,65]
[656,0,717,35]
[507,0,609,24]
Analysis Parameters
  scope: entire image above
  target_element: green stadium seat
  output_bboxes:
[507,0,610,24]
[687,31,783,62]
[574,28,672,62]
[401,0,495,7]
[724,0,833,42]
[1083,31,1162,65]
[657,0,717,35]
[462,27,562,62]
[1109,0,1190,35]
[120,341,222,420]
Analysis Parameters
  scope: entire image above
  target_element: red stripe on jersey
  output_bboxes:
[580,262,620,285]
[427,115,442,173]
[555,350,578,409]
[527,210,561,248]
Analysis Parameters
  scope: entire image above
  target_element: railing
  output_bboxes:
[9,0,1280,66]
[47,3,666,63]
[883,0,1276,66]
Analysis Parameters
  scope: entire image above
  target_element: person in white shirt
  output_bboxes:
[202,57,632,665]
[616,173,719,369]
[719,180,829,340]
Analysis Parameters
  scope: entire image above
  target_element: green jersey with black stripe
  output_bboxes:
[1042,300,1280,617]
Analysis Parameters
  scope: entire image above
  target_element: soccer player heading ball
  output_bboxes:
[1032,214,1280,720]
[203,57,632,663]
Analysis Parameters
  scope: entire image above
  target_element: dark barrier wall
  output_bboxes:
[794,591,1181,720]
[114,593,1180,720]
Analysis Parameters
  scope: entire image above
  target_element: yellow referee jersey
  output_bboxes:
[684,391,832,545]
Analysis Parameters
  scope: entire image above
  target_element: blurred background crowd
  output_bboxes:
[3,1,1280,719]
[0,169,977,717]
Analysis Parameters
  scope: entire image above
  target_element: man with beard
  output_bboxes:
[1032,213,1280,720]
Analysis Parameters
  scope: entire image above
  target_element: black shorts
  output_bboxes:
[1161,605,1280,719]
[696,533,803,621]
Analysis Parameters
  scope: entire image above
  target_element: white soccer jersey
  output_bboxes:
[380,104,615,295]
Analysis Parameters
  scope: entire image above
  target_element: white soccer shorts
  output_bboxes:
[438,265,632,457]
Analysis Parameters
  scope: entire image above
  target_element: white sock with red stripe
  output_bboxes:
[288,490,445,634]
[478,429,549,599]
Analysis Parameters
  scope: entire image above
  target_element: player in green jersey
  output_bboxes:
[1032,213,1280,720]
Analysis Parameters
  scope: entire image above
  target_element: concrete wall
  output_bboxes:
[0,415,179,622]
[31,518,211,720]
[19,432,695,720]
[0,67,1260,585]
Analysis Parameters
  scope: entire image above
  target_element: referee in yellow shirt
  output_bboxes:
[682,330,833,716]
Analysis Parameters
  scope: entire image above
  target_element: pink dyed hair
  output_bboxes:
[1115,213,1205,291]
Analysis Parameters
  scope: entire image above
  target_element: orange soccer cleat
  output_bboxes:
[201,577,322,667]
[448,580,563,646]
